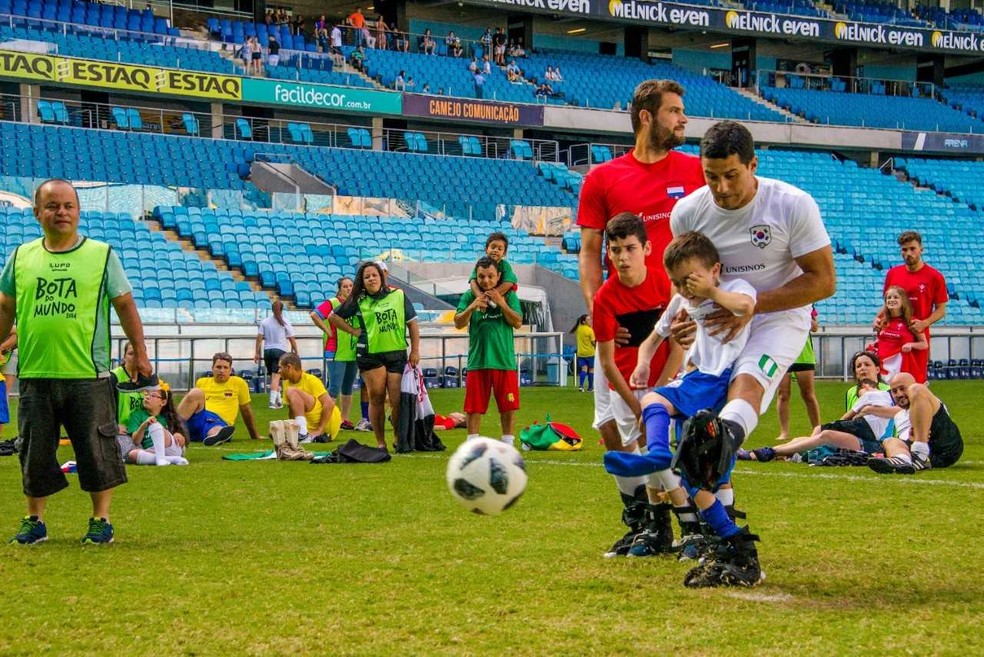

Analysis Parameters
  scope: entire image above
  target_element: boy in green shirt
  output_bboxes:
[455,256,523,445]
[469,231,518,300]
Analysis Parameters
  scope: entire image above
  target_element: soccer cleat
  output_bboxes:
[867,455,916,475]
[354,419,372,432]
[81,517,114,545]
[911,453,932,472]
[604,527,643,558]
[340,420,355,431]
[626,527,675,557]
[202,426,235,447]
[675,533,710,562]
[684,528,763,588]
[751,447,777,462]
[736,449,752,461]
[9,516,47,545]
[116,373,160,393]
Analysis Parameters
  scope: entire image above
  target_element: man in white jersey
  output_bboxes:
[668,121,836,586]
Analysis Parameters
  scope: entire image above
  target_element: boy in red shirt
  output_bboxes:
[593,212,680,557]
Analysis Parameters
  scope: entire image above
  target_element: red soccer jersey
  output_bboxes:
[577,150,705,280]
[883,263,947,379]
[592,268,672,389]
[877,317,924,382]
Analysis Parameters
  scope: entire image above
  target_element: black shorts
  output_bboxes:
[18,378,126,497]
[821,418,880,453]
[928,406,963,468]
[264,348,286,375]
[358,350,407,375]
[787,363,816,373]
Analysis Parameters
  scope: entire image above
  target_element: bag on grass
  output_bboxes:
[395,364,446,453]
[311,439,391,464]
[520,414,582,451]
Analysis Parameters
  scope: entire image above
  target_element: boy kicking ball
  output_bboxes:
[604,231,763,587]
[455,256,523,445]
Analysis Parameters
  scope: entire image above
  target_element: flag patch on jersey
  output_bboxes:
[667,186,685,199]
[749,225,772,249]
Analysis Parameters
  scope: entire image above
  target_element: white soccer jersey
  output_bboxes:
[655,279,757,377]
[670,177,831,326]
[851,389,895,440]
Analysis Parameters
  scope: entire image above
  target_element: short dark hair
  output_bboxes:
[700,121,756,165]
[898,230,922,246]
[485,231,508,251]
[475,256,500,273]
[34,178,80,208]
[630,79,684,135]
[279,352,302,369]
[858,378,879,388]
[605,212,647,245]
[663,231,720,272]
[212,352,233,366]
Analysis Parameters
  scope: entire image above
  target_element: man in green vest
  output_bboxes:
[0,179,152,546]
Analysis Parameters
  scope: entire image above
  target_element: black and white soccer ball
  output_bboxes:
[446,438,527,515]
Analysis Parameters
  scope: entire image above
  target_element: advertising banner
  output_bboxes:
[901,131,984,154]
[241,79,402,115]
[460,0,984,56]
[0,51,242,100]
[402,93,544,126]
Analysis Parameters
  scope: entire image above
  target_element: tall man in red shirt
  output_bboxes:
[875,231,947,383]
[577,79,706,557]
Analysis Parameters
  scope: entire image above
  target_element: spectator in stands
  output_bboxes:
[249,36,263,76]
[468,57,479,73]
[255,300,298,410]
[774,306,821,442]
[481,55,491,75]
[437,87,445,96]
[349,46,367,75]
[119,384,189,467]
[238,36,251,71]
[329,23,343,56]
[2,178,153,546]
[509,39,526,58]
[361,23,376,49]
[312,277,358,431]
[545,66,556,82]
[445,31,457,52]
[449,33,463,58]
[314,14,327,35]
[422,83,431,94]
[872,286,927,382]
[874,230,947,383]
[420,28,436,55]
[375,16,390,50]
[267,35,281,69]
[329,262,420,452]
[264,9,274,26]
[480,27,492,56]
[554,66,565,82]
[406,76,416,90]
[493,27,507,66]
[176,352,261,446]
[473,70,486,99]
[868,372,963,474]
[506,60,522,82]
[292,14,304,37]
[347,7,366,47]
[395,70,407,91]
[278,353,336,444]
[393,27,409,52]
[535,82,554,99]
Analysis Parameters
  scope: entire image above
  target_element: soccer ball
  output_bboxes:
[446,438,527,515]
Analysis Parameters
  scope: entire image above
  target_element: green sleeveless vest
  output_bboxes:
[358,289,408,354]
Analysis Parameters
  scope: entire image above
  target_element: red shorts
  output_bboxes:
[464,369,520,414]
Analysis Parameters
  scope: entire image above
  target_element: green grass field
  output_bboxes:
[0,380,981,656]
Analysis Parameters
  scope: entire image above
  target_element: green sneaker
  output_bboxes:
[10,516,48,545]
[81,517,114,545]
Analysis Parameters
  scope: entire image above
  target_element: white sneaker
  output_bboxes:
[166,456,190,466]
[299,433,313,444]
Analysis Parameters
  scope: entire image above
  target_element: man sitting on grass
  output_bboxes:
[176,352,261,446]
[278,353,338,444]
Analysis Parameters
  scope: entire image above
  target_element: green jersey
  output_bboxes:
[126,406,155,449]
[335,288,417,355]
[0,237,130,378]
[112,365,145,426]
[457,289,521,370]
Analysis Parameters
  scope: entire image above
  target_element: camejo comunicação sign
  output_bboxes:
[242,79,402,114]
[402,93,544,126]
[465,0,984,56]
[0,51,241,100]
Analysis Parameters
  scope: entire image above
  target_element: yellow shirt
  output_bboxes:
[196,375,251,426]
[575,324,596,358]
[282,372,329,430]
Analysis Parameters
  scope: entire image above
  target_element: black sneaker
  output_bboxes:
[684,528,763,588]
[675,533,710,562]
[911,453,932,472]
[751,447,777,462]
[626,527,675,557]
[203,426,235,447]
[867,455,916,475]
[116,373,161,393]
[604,527,643,558]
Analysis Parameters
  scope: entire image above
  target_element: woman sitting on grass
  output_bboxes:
[117,384,189,467]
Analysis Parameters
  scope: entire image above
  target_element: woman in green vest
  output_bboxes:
[329,262,419,452]
[846,350,890,411]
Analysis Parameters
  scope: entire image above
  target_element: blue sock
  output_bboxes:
[360,400,369,420]
[700,499,740,539]
[642,404,672,462]
[586,372,593,389]
[579,371,587,388]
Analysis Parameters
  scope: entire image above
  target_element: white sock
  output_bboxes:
[270,390,278,404]
[295,416,308,435]
[910,441,930,460]
[501,434,515,446]
[715,487,735,507]
[134,450,158,465]
[654,468,682,493]
[165,455,189,466]
[147,423,170,466]
[466,433,480,441]
[614,444,647,496]
[720,398,760,440]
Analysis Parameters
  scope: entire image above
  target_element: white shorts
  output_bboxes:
[731,310,810,414]
[1,350,15,376]
[609,388,648,447]
[592,352,614,429]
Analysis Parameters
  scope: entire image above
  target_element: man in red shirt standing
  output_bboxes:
[577,79,705,558]
[876,230,948,383]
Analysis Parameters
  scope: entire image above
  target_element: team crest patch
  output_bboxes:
[667,185,685,199]
[749,225,771,249]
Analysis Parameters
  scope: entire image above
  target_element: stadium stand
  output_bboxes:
[0,0,178,36]
[833,1,926,27]
[266,53,376,88]
[0,205,268,309]
[207,16,315,52]
[939,86,984,122]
